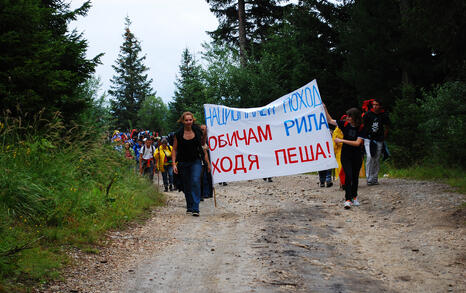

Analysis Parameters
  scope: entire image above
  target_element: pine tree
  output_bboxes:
[109,17,154,130]
[339,0,402,106]
[206,0,292,61]
[0,0,101,124]
[168,48,206,128]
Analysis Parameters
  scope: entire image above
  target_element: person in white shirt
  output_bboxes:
[139,137,155,181]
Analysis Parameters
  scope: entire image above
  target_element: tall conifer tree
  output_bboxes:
[169,48,206,128]
[109,17,154,130]
[0,0,100,123]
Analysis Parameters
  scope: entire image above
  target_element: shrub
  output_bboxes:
[0,111,163,290]
[419,81,466,168]
[388,84,426,167]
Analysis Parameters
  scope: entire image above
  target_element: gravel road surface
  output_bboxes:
[42,174,465,293]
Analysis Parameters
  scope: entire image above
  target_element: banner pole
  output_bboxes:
[213,187,217,208]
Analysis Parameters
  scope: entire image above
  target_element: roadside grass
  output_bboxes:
[380,161,466,194]
[0,115,164,291]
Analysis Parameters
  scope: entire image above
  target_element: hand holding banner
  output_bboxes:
[204,80,338,183]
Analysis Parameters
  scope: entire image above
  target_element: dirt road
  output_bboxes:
[43,175,465,293]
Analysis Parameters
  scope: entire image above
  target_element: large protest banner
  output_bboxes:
[204,80,338,183]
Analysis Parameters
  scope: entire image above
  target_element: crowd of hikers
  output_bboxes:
[110,112,213,216]
[111,99,390,213]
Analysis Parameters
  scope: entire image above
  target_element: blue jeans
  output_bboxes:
[319,169,332,183]
[179,160,202,213]
[162,165,174,187]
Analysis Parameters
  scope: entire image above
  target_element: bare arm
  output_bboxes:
[323,104,337,126]
[334,137,363,147]
[203,147,211,172]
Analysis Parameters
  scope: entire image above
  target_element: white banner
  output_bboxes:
[204,80,338,183]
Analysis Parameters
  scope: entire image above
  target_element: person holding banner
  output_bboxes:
[324,106,364,209]
[172,112,211,217]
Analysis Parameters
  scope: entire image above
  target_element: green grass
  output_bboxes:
[380,161,466,194]
[0,116,164,291]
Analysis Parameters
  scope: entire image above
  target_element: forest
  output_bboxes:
[2,0,465,166]
[0,0,465,290]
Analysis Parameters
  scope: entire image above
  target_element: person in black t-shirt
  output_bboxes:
[324,105,364,209]
[172,112,210,217]
[362,98,390,185]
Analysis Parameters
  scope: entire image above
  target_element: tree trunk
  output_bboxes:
[238,0,247,67]
[400,0,410,86]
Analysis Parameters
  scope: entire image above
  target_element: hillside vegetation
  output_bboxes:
[0,114,163,291]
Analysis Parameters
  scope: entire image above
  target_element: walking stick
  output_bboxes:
[213,187,217,208]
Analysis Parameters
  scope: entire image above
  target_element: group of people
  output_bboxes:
[113,99,389,214]
[112,128,177,192]
[112,113,214,217]
[325,98,390,209]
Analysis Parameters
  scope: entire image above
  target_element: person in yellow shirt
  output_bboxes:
[155,138,174,192]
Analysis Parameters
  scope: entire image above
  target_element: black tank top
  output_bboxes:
[178,135,199,162]
[176,125,203,162]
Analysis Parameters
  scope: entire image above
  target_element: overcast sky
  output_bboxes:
[70,0,219,104]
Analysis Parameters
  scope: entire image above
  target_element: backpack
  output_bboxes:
[158,145,173,164]
[141,145,155,159]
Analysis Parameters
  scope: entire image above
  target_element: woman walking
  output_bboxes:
[172,112,210,216]
[324,106,364,209]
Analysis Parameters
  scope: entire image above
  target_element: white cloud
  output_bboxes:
[70,0,219,104]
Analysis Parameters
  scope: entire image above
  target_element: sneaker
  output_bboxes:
[169,184,173,191]
[326,182,333,188]
[344,200,352,209]
[222,182,228,186]
[352,198,360,206]
[186,210,193,215]
[164,186,168,192]
[192,211,200,217]
[320,182,325,187]
[267,178,273,182]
